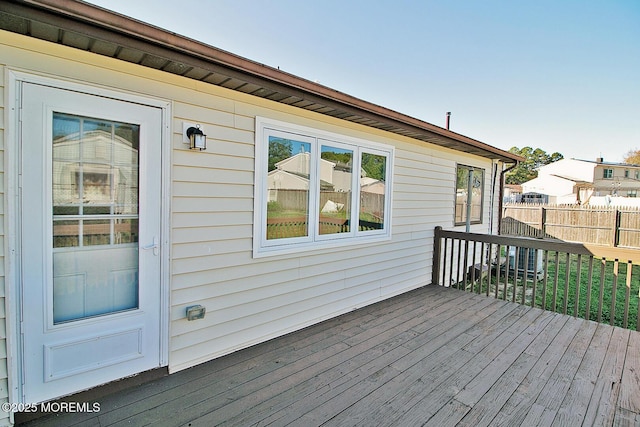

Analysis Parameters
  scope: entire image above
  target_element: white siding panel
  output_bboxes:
[172,197,253,213]
[174,101,235,127]
[172,267,308,307]
[173,139,254,161]
[394,182,451,194]
[173,166,253,185]
[176,121,254,146]
[170,286,383,370]
[172,272,349,336]
[172,211,253,229]
[172,239,251,259]
[172,153,254,173]
[395,186,454,199]
[172,224,253,244]
[172,257,302,291]
[234,114,255,132]
[172,250,261,275]
[172,182,253,199]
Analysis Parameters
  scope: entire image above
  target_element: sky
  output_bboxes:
[87,0,640,163]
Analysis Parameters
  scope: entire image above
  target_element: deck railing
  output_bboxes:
[432,226,640,330]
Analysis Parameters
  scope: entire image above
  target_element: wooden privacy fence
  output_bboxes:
[432,226,640,330]
[501,203,640,248]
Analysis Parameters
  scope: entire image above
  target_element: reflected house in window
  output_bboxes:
[267,152,317,197]
[53,129,138,212]
[52,124,140,248]
[268,152,382,196]
[360,176,385,195]
[267,151,385,218]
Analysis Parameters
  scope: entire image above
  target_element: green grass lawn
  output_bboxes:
[459,253,640,330]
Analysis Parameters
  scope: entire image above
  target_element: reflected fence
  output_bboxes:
[267,217,383,239]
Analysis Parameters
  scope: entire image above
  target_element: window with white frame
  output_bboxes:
[603,168,613,179]
[253,117,393,256]
[455,165,484,225]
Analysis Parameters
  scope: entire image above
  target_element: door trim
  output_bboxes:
[6,70,171,404]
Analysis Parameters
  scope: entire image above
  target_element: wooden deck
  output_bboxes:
[19,285,640,426]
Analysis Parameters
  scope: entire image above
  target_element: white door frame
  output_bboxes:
[5,70,171,404]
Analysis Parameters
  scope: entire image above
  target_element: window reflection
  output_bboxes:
[319,145,353,235]
[52,113,140,248]
[266,136,311,240]
[359,152,386,231]
[455,166,484,224]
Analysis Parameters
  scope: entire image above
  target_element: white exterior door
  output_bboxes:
[20,82,163,403]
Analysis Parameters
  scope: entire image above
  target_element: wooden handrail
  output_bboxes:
[436,227,640,263]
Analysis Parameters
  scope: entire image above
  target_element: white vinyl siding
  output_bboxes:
[2,29,501,392]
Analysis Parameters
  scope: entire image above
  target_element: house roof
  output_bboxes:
[575,158,640,168]
[0,0,522,163]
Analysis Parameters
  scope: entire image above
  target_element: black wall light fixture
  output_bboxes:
[186,124,207,150]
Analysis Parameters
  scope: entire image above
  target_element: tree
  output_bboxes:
[624,148,640,165]
[268,138,292,171]
[505,146,563,185]
[361,153,386,181]
[321,151,352,165]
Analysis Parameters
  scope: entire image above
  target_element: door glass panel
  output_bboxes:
[52,113,140,323]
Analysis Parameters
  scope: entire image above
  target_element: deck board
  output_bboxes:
[344,300,515,426]
[583,326,630,426]
[17,285,640,427]
[553,324,613,426]
[619,331,640,414]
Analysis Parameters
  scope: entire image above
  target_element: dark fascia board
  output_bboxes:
[3,0,522,163]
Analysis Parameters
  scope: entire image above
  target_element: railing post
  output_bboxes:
[432,226,442,286]
[613,209,621,247]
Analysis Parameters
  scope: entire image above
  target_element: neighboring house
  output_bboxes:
[0,0,520,420]
[503,184,523,203]
[521,157,640,205]
[591,157,640,198]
